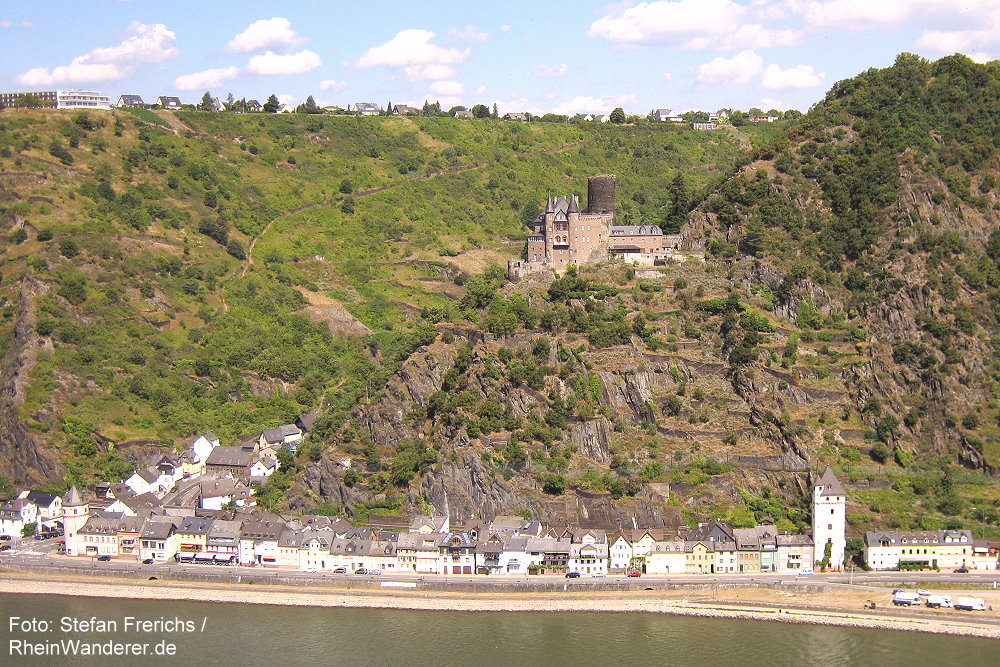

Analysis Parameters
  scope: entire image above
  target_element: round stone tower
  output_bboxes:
[587,174,616,215]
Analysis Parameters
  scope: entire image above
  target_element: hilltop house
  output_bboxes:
[354,102,381,116]
[116,94,145,108]
[157,96,182,110]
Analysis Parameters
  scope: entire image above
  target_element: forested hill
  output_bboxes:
[0,104,781,491]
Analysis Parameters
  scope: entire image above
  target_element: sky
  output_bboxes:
[0,1,996,115]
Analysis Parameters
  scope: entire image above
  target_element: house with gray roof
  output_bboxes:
[157,96,182,110]
[117,94,144,108]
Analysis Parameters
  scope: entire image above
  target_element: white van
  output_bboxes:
[954,596,987,611]
[893,592,922,606]
[926,595,952,608]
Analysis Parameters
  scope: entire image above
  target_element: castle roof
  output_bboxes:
[64,485,85,507]
[815,466,845,497]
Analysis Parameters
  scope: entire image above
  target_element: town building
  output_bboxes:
[812,467,846,570]
[0,91,58,108]
[863,530,976,571]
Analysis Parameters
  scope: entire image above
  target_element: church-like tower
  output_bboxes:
[812,467,846,570]
[61,485,89,557]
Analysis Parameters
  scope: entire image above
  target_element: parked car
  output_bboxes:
[368,569,381,576]
[926,595,953,608]
[891,588,904,595]
[627,571,641,577]
[955,567,969,573]
[354,568,369,575]
[0,544,12,552]
[142,558,154,565]
[893,592,922,606]
[303,567,317,573]
[916,589,931,597]
[97,555,111,561]
[799,568,814,575]
[0,535,11,541]
[565,571,581,578]
[332,567,347,574]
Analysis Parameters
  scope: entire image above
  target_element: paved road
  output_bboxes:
[3,540,1000,590]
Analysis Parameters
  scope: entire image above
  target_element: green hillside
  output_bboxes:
[0,106,778,490]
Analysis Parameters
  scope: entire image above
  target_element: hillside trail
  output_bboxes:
[151,110,201,136]
[234,138,588,285]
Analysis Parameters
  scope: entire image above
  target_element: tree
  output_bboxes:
[609,107,627,124]
[471,104,490,118]
[263,94,280,114]
[492,103,498,118]
[299,95,320,114]
[198,91,215,111]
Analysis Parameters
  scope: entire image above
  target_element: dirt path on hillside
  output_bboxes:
[151,110,200,136]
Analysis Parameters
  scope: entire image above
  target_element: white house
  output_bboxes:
[645,540,687,574]
[249,456,279,480]
[22,490,62,524]
[190,433,220,465]
[0,498,36,537]
[569,542,608,575]
[609,533,632,571]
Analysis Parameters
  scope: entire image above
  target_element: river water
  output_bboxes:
[0,593,996,665]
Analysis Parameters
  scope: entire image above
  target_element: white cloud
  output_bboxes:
[450,25,490,42]
[792,0,992,30]
[589,0,745,45]
[0,20,11,28]
[552,93,638,116]
[17,62,123,86]
[527,63,568,77]
[429,80,464,95]
[759,97,790,111]
[246,49,322,75]
[173,66,240,91]
[715,24,802,49]
[15,21,177,86]
[696,50,763,85]
[227,17,304,53]
[277,94,297,108]
[761,63,823,89]
[663,72,673,81]
[20,20,34,28]
[319,79,347,91]
[475,85,487,95]
[500,25,512,32]
[404,64,457,81]
[349,29,470,68]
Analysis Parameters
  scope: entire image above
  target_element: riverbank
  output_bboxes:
[1,572,998,639]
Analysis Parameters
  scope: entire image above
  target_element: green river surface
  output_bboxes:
[0,593,996,665]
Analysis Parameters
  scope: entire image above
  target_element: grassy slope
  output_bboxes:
[0,108,772,489]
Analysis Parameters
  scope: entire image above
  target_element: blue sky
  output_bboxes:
[1,1,995,115]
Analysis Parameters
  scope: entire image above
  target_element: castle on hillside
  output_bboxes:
[508,175,682,279]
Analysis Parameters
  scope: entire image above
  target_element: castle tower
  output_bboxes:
[812,467,846,570]
[61,485,89,557]
[587,174,616,216]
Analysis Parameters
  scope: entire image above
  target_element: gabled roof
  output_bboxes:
[205,446,253,468]
[815,466,845,497]
[24,490,60,507]
[136,467,160,483]
[178,516,213,535]
[118,94,144,106]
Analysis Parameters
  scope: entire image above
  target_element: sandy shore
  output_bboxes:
[2,573,999,639]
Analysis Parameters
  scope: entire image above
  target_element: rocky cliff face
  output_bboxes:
[0,276,64,485]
